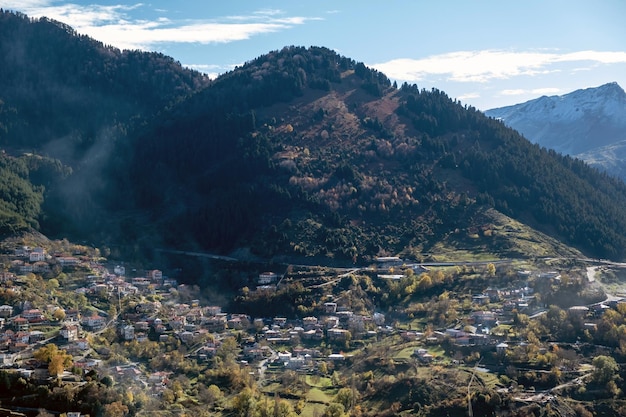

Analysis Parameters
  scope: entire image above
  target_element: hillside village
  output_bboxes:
[1,239,626,416]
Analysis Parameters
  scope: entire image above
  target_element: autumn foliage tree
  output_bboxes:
[34,344,73,377]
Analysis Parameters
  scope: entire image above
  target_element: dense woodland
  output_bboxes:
[117,46,626,262]
[1,9,626,264]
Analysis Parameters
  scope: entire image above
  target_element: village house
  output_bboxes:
[12,317,29,331]
[9,342,29,353]
[228,314,250,330]
[81,313,106,331]
[74,338,90,351]
[0,305,13,318]
[74,358,102,370]
[568,306,590,317]
[22,309,44,323]
[162,278,178,288]
[302,316,318,330]
[131,277,151,291]
[134,321,150,332]
[375,256,404,270]
[195,345,217,361]
[29,248,46,262]
[121,324,134,341]
[204,305,222,316]
[57,256,80,267]
[258,272,279,285]
[472,294,490,305]
[327,328,350,342]
[327,353,345,361]
[324,316,340,329]
[496,342,509,356]
[14,331,30,344]
[179,331,194,343]
[323,302,337,314]
[148,371,170,387]
[115,365,142,383]
[203,314,227,332]
[401,331,423,342]
[29,330,45,343]
[168,316,186,331]
[32,261,50,273]
[286,355,307,370]
[273,317,288,328]
[185,307,204,324]
[413,348,434,363]
[13,246,29,258]
[485,287,501,302]
[336,310,354,323]
[60,323,80,342]
[65,308,80,321]
[147,269,163,283]
[373,312,385,326]
[470,311,498,327]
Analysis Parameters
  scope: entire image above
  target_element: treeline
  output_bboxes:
[396,85,626,259]
[0,152,70,236]
[115,46,394,255]
[114,46,626,261]
[0,10,208,154]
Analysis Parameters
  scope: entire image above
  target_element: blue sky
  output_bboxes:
[4,0,626,110]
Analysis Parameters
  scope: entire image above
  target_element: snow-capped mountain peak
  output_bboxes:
[485,82,626,157]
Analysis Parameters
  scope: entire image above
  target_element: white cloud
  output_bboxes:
[457,92,480,101]
[2,0,51,8]
[372,50,626,84]
[5,1,315,51]
[85,21,296,50]
[500,89,527,96]
[532,87,560,95]
[183,63,237,78]
[500,87,561,97]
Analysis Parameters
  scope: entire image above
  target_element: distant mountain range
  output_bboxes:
[485,82,626,179]
[4,10,626,264]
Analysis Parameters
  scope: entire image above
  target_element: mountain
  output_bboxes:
[105,47,626,263]
[0,10,209,239]
[3,10,626,264]
[0,11,209,160]
[485,83,626,178]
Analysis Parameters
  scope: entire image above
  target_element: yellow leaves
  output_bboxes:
[35,344,72,377]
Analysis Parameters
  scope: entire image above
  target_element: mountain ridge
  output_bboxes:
[109,49,626,262]
[485,82,626,169]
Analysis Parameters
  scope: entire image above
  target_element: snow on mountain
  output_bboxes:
[485,82,626,158]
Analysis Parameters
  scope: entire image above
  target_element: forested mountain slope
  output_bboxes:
[2,10,626,263]
[111,46,626,262]
[0,10,209,240]
[0,10,209,158]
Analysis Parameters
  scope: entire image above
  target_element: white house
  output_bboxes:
[258,272,279,285]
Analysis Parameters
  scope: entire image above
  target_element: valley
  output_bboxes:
[1,9,626,417]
